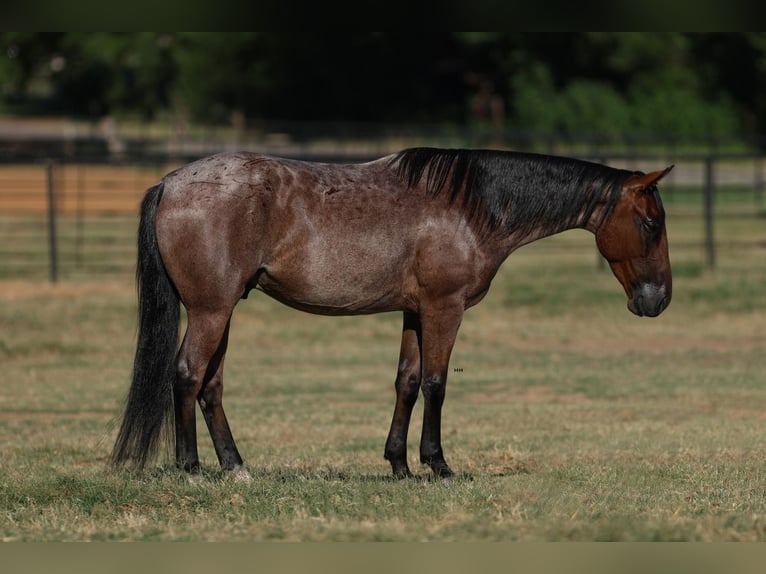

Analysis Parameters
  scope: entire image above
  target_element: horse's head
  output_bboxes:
[596,166,674,317]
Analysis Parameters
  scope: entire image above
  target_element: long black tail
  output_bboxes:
[111,181,179,469]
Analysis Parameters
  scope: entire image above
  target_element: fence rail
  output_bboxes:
[1,151,764,282]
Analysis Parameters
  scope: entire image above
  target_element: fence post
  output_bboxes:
[704,156,715,269]
[46,160,59,283]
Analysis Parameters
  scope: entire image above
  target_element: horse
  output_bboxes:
[111,147,673,479]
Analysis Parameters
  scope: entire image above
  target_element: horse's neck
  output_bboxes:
[498,221,579,256]
[495,182,606,256]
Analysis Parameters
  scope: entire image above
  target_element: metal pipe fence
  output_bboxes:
[0,151,764,282]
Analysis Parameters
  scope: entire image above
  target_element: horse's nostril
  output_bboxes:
[644,293,669,317]
[657,295,670,314]
[631,284,670,317]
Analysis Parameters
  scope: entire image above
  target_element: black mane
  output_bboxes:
[391,147,633,236]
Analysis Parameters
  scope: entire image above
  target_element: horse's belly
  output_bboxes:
[254,259,406,316]
[254,214,419,315]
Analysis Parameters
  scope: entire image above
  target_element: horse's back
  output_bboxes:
[154,152,415,313]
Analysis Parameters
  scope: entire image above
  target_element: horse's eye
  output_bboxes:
[642,217,660,232]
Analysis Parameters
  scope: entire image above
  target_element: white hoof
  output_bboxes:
[230,465,253,483]
[187,473,205,485]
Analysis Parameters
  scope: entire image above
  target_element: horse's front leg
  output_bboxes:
[384,312,422,478]
[418,303,463,478]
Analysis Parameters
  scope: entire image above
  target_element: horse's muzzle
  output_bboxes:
[628,283,670,317]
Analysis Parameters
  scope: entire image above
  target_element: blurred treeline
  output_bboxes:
[2,32,766,141]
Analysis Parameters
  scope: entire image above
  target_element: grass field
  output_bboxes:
[1,190,765,541]
[2,251,765,541]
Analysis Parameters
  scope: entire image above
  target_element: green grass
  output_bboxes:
[1,196,765,541]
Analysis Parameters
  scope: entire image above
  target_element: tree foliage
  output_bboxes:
[1,32,765,139]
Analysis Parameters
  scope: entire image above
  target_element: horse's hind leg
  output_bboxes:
[174,308,241,473]
[384,312,422,478]
[197,320,249,477]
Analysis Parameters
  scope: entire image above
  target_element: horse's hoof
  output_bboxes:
[230,465,253,483]
[392,467,414,480]
[187,473,205,485]
[430,462,454,479]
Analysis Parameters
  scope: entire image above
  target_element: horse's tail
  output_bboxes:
[111,181,179,469]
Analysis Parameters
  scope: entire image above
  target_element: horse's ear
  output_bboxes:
[625,165,674,193]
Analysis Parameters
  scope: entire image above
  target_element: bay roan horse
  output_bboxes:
[111,147,672,479]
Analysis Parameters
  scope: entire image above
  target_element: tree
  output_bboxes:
[0,32,764,143]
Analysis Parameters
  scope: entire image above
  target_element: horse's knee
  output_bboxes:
[395,359,421,400]
[421,373,446,403]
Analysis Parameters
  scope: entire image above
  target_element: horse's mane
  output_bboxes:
[390,147,633,236]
